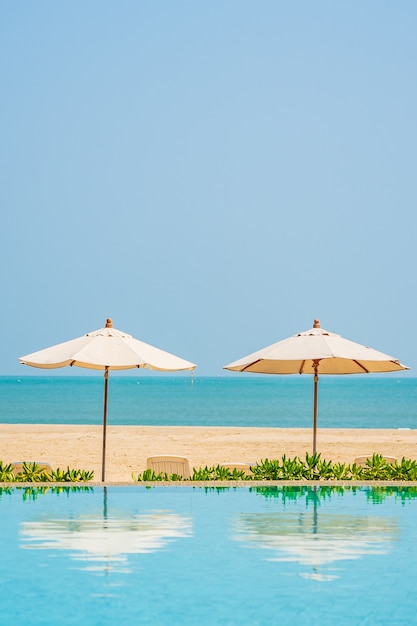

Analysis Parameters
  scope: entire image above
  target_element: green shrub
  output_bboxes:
[133,453,417,482]
[0,461,94,483]
[389,458,417,481]
[134,468,176,482]
[191,465,249,481]
[0,461,14,482]
[135,464,251,482]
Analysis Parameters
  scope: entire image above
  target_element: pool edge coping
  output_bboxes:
[3,480,417,487]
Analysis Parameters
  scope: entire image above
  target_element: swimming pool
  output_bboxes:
[1,485,416,625]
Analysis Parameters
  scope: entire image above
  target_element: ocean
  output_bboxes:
[1,374,416,429]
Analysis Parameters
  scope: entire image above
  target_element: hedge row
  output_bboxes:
[134,453,417,482]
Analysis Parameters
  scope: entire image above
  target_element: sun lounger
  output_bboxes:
[146,455,190,479]
[218,462,255,475]
[354,456,397,467]
[11,461,53,476]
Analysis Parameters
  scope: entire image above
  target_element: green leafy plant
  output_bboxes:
[349,462,364,480]
[0,461,14,482]
[389,458,417,481]
[0,461,94,483]
[169,473,185,481]
[77,469,94,482]
[229,468,249,480]
[134,468,174,482]
[211,466,233,480]
[47,467,94,482]
[130,453,417,483]
[251,458,283,480]
[50,468,67,481]
[190,466,216,481]
[360,454,393,481]
[302,452,322,480]
[315,458,335,480]
[331,462,350,480]
[281,456,303,480]
[13,462,53,483]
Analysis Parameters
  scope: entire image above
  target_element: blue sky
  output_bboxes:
[1,2,416,376]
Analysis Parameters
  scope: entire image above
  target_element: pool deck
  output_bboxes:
[3,480,417,487]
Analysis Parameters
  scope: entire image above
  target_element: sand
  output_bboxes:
[0,424,416,482]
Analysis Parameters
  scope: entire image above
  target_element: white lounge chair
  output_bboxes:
[11,461,53,476]
[146,455,190,479]
[354,455,397,467]
[218,462,254,476]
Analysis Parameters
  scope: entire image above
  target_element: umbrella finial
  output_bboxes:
[313,319,320,328]
[105,318,113,328]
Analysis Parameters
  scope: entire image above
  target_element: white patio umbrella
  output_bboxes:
[19,318,197,480]
[224,319,409,453]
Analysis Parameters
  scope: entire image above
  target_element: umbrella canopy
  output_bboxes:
[224,319,409,452]
[19,318,197,480]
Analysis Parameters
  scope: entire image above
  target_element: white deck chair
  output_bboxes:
[11,461,53,476]
[218,462,255,475]
[354,455,397,467]
[147,455,190,479]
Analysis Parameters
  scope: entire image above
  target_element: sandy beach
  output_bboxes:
[0,424,416,482]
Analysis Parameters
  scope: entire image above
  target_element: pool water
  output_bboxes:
[1,485,416,625]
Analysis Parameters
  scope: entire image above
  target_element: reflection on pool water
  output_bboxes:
[234,508,398,582]
[21,504,192,573]
[1,485,417,625]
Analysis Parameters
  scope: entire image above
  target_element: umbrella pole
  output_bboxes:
[313,363,319,454]
[102,367,109,482]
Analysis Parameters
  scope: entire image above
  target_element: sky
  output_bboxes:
[1,1,416,376]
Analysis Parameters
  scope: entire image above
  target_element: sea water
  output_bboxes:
[1,485,416,626]
[0,375,416,429]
